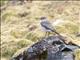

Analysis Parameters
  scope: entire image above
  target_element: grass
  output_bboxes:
[74,49,80,60]
[1,1,80,60]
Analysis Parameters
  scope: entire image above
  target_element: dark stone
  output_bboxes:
[11,36,80,60]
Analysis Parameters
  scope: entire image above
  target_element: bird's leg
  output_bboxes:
[45,32,49,38]
[45,32,50,38]
[46,32,48,37]
[47,32,49,37]
[45,32,47,38]
[47,32,50,37]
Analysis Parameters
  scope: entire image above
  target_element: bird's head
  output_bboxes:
[40,17,47,21]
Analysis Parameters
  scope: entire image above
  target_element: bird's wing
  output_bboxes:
[41,20,61,36]
[41,21,54,31]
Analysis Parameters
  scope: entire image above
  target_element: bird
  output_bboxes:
[40,17,67,44]
[40,17,61,37]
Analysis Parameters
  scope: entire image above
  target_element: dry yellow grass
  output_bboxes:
[1,1,80,60]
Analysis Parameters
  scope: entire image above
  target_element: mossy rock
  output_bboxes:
[17,39,33,48]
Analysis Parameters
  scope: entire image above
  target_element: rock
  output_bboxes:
[11,36,80,60]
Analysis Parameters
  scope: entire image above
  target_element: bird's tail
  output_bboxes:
[53,31,61,36]
[51,29,67,44]
[51,29,80,48]
[51,29,61,36]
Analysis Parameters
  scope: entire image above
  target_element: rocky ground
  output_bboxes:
[1,1,80,60]
[11,36,80,60]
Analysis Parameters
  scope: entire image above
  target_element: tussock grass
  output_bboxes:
[1,1,80,60]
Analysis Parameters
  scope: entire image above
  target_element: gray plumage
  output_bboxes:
[41,20,54,32]
[40,17,60,35]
